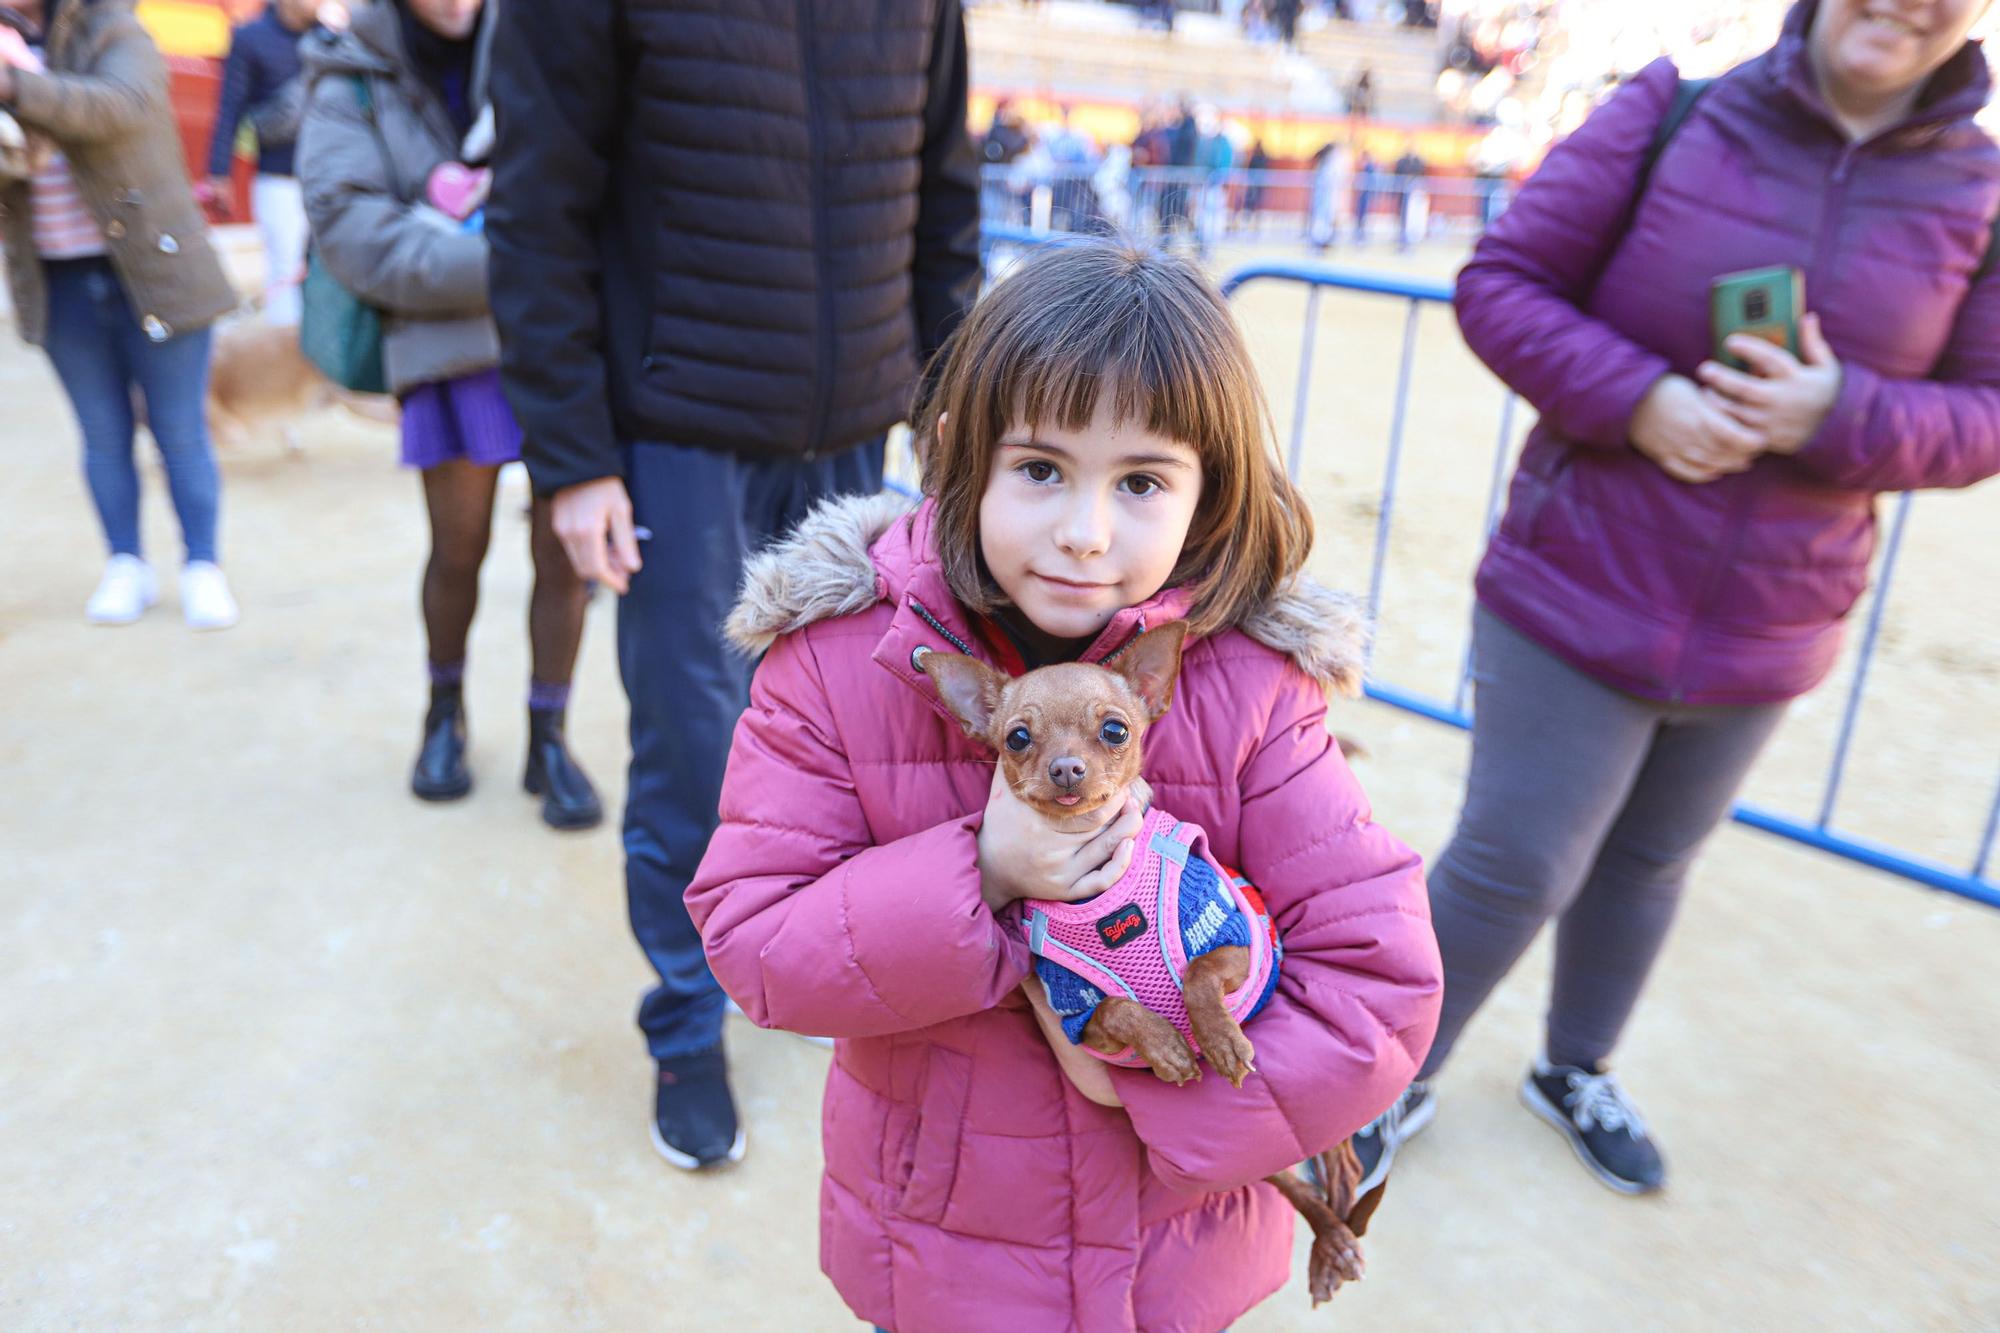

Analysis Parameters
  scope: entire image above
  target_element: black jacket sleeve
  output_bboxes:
[486,0,623,496]
[910,0,980,377]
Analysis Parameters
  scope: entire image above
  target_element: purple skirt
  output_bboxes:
[399,368,522,470]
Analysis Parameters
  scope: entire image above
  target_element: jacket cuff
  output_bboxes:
[520,459,621,498]
[8,69,56,122]
[1793,362,1877,487]
[1578,359,1673,451]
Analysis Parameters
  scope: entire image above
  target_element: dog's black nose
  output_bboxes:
[1049,756,1086,790]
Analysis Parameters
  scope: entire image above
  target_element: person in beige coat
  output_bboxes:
[0,0,242,627]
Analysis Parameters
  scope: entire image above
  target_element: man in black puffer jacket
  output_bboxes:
[488,0,979,1173]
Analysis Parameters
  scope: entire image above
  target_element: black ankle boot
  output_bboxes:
[524,706,602,830]
[412,685,471,801]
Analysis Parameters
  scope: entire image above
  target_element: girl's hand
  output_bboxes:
[1696,313,1843,456]
[1628,373,1765,484]
[977,767,1142,912]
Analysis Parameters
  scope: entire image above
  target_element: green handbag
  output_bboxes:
[300,248,386,394]
[299,76,388,395]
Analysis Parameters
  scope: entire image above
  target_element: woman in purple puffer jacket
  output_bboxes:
[1355,0,2000,1197]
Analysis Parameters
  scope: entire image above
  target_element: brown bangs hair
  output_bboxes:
[916,237,1313,638]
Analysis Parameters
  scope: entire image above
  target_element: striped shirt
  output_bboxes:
[30,149,106,259]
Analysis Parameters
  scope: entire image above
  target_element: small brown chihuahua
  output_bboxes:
[921,621,1384,1305]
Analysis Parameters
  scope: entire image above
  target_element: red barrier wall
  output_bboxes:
[167,55,251,218]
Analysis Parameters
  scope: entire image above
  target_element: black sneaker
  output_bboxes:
[1349,1079,1435,1195]
[1520,1058,1665,1195]
[650,1048,746,1171]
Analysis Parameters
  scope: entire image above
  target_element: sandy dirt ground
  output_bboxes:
[3,237,1998,1332]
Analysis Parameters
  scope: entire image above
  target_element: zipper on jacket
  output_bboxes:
[1665,140,1855,701]
[1666,480,1758,703]
[1809,143,1859,292]
[908,598,975,656]
[796,0,835,461]
[1092,618,1147,667]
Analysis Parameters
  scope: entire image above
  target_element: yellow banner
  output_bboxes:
[137,0,232,60]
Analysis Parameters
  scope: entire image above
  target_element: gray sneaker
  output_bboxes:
[1351,1080,1436,1194]
[1520,1057,1666,1195]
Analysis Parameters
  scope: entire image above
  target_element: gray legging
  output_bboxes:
[1419,607,1788,1078]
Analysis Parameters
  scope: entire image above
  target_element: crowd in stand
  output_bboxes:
[979,96,1447,251]
[1436,0,1793,137]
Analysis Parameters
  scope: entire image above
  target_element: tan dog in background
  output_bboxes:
[205,319,398,453]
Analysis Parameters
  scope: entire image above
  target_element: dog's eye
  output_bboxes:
[1005,726,1032,752]
[1099,719,1130,746]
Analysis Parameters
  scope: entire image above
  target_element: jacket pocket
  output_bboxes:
[893,1047,971,1225]
[1512,449,1577,547]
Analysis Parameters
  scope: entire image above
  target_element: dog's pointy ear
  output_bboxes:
[1111,621,1189,720]
[919,650,1005,740]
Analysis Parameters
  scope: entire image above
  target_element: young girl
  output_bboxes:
[298,0,599,827]
[685,239,1442,1333]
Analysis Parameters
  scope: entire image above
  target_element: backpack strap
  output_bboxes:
[1635,76,1715,204]
[1626,74,2000,287]
[1977,199,2000,282]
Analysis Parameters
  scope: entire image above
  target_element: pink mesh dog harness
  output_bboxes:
[1022,806,1277,1067]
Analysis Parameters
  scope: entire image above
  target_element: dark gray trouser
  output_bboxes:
[1418,606,1788,1079]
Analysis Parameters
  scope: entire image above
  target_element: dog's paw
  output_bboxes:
[1143,1036,1201,1086]
[1306,1223,1365,1306]
[1190,1013,1257,1089]
[1207,1028,1257,1089]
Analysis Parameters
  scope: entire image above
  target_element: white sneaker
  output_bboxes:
[180,561,240,630]
[85,555,158,625]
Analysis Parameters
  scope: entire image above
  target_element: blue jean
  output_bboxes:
[620,436,885,1061]
[41,257,221,564]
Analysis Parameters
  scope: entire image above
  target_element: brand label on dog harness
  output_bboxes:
[1095,903,1148,950]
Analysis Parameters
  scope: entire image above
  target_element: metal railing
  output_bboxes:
[1217,258,2000,910]
[968,226,2000,908]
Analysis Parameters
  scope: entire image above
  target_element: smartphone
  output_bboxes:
[1710,266,1803,370]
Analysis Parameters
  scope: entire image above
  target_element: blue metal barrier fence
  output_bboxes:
[972,226,2000,909]
[1216,259,2000,911]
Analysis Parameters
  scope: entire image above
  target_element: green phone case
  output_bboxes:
[1711,266,1804,370]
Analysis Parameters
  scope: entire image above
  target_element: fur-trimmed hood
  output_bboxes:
[726,491,1370,696]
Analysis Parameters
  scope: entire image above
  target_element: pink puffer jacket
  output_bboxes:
[686,495,1442,1333]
